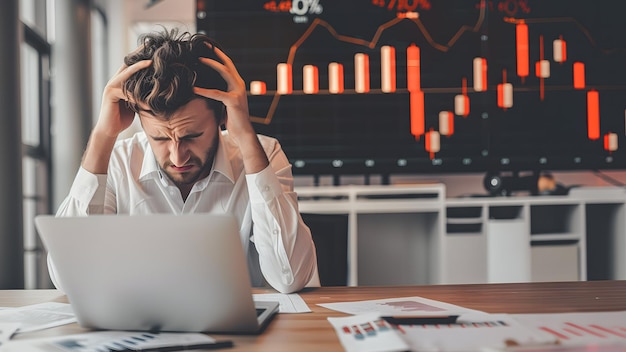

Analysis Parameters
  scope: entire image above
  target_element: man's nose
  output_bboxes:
[169,141,190,166]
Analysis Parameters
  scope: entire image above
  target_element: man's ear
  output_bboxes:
[219,105,227,129]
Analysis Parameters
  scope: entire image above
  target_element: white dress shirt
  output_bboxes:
[51,130,319,293]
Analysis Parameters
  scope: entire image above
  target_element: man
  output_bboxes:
[51,29,319,294]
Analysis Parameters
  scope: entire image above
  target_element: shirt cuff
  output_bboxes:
[245,166,284,203]
[67,167,107,206]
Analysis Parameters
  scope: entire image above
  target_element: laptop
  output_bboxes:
[34,213,279,334]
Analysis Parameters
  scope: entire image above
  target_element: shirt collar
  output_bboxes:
[139,144,161,182]
[211,131,235,184]
[138,130,236,185]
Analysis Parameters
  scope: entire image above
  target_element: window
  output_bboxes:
[20,0,52,289]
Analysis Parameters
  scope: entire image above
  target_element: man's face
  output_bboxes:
[139,98,222,189]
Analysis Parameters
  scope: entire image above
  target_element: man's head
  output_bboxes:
[123,29,229,193]
[123,29,227,119]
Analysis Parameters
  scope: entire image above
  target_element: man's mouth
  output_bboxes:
[170,165,194,172]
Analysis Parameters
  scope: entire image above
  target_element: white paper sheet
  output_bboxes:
[318,296,485,316]
[396,313,556,352]
[327,312,410,352]
[511,311,626,346]
[254,293,311,313]
[3,331,221,352]
[327,312,557,352]
[0,302,76,333]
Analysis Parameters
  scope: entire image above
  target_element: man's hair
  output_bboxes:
[123,29,227,119]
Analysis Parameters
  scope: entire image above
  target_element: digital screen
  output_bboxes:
[197,0,626,176]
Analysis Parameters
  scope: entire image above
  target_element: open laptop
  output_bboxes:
[34,213,279,334]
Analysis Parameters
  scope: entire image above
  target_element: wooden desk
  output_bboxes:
[4,281,626,351]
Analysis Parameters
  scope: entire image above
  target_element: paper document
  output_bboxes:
[318,296,484,316]
[0,302,76,333]
[328,312,409,352]
[396,313,556,352]
[2,331,226,352]
[328,312,556,352]
[254,293,311,313]
[511,310,626,346]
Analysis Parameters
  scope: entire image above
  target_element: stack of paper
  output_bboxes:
[321,296,626,352]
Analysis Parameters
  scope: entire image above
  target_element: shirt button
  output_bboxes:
[263,186,270,192]
[272,229,279,236]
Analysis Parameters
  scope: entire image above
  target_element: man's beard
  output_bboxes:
[161,137,219,188]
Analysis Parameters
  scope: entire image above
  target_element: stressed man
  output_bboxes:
[51,29,319,293]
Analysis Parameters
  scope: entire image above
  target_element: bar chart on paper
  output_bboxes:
[512,311,626,345]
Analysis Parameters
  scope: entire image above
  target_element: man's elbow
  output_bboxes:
[269,260,319,294]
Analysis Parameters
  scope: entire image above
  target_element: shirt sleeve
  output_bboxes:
[245,144,320,293]
[51,167,110,293]
[55,167,109,216]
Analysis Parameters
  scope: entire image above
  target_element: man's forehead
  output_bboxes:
[139,98,209,116]
[139,103,217,134]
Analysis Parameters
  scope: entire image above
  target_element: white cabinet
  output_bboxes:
[443,199,590,284]
[296,185,445,286]
[486,217,531,283]
[296,185,626,286]
[531,244,579,282]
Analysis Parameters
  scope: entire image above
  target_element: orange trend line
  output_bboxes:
[251,1,487,125]
[503,17,596,47]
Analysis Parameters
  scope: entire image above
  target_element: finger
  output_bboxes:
[128,43,146,57]
[193,87,227,102]
[105,60,152,103]
[120,59,152,78]
[206,43,237,71]
[109,60,152,88]
[198,57,228,75]
[114,64,127,75]
[198,57,242,89]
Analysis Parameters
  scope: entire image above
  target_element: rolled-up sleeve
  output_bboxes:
[56,167,109,217]
[246,162,319,293]
[50,167,109,293]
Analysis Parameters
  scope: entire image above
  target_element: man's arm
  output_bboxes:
[84,60,152,174]
[56,60,151,217]
[193,47,318,293]
[193,46,269,174]
[245,141,319,293]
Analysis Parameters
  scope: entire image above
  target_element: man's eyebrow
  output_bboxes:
[149,132,204,141]
[149,134,170,141]
[180,132,204,139]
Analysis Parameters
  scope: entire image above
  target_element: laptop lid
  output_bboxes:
[35,213,278,334]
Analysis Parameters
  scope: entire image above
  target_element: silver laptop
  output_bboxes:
[34,213,279,334]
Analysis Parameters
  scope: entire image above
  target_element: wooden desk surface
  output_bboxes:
[4,280,626,351]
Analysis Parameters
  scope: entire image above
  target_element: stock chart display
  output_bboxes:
[197,0,626,175]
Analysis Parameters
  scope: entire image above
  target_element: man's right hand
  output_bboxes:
[82,59,151,174]
[94,60,152,138]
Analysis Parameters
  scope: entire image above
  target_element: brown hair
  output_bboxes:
[122,28,227,119]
